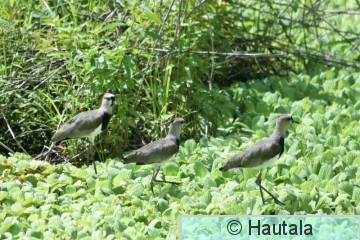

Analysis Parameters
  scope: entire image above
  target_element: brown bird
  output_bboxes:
[123,118,185,194]
[51,93,116,174]
[220,114,299,205]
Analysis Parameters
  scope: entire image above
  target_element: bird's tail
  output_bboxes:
[219,160,237,172]
[122,151,137,164]
[122,156,129,164]
[219,166,228,172]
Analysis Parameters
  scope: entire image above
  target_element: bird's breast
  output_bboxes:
[87,125,102,142]
[252,154,279,170]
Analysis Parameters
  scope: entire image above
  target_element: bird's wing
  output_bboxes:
[220,138,283,171]
[51,110,102,142]
[123,138,178,164]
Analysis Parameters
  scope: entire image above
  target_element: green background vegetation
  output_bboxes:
[0,0,359,239]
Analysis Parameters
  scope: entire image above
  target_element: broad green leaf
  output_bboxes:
[86,177,96,189]
[201,176,217,188]
[193,160,208,178]
[130,183,145,197]
[163,162,179,176]
[184,139,197,155]
[95,179,111,188]
[142,6,163,25]
[325,136,340,147]
[352,188,360,202]
[156,199,169,213]
[95,23,127,34]
[319,164,333,180]
[325,181,337,193]
[71,169,90,180]
[338,182,353,195]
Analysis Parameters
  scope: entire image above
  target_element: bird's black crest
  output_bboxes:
[101,112,112,130]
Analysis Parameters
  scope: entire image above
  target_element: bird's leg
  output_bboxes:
[150,166,161,195]
[255,169,284,206]
[153,169,181,185]
[86,142,97,174]
[91,142,97,174]
[255,170,266,204]
[155,176,181,185]
[150,166,181,194]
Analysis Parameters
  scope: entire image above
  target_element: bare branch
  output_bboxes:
[323,10,360,15]
[1,112,28,154]
[133,47,284,58]
[0,141,14,154]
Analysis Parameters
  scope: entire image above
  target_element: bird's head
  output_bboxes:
[167,118,185,138]
[102,93,117,108]
[276,114,299,134]
[169,117,185,125]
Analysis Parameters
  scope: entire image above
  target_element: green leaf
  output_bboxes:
[325,136,340,147]
[115,168,133,181]
[338,182,353,195]
[352,188,360,202]
[319,164,333,180]
[142,6,163,25]
[65,185,76,194]
[95,179,111,188]
[325,181,337,193]
[130,183,145,197]
[193,160,208,178]
[157,199,169,213]
[184,139,197,155]
[123,55,133,80]
[201,176,217,188]
[95,23,127,34]
[86,177,96,189]
[163,161,179,176]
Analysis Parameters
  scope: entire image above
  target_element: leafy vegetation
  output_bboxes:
[0,0,360,239]
[1,0,359,160]
[1,69,359,238]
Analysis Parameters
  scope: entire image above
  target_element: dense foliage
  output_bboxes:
[1,0,359,160]
[0,0,359,239]
[1,69,360,238]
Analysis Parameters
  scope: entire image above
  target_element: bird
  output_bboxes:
[219,114,299,205]
[50,93,117,174]
[123,118,185,194]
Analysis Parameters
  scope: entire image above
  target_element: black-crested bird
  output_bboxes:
[51,93,116,174]
[219,114,299,205]
[123,118,185,194]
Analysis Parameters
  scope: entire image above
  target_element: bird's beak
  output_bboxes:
[292,119,300,124]
[111,101,118,106]
[163,120,172,125]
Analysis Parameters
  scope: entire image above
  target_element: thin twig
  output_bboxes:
[0,141,14,154]
[133,47,284,58]
[33,62,67,90]
[323,10,360,15]
[277,0,294,18]
[17,128,48,138]
[202,3,215,139]
[1,112,28,154]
